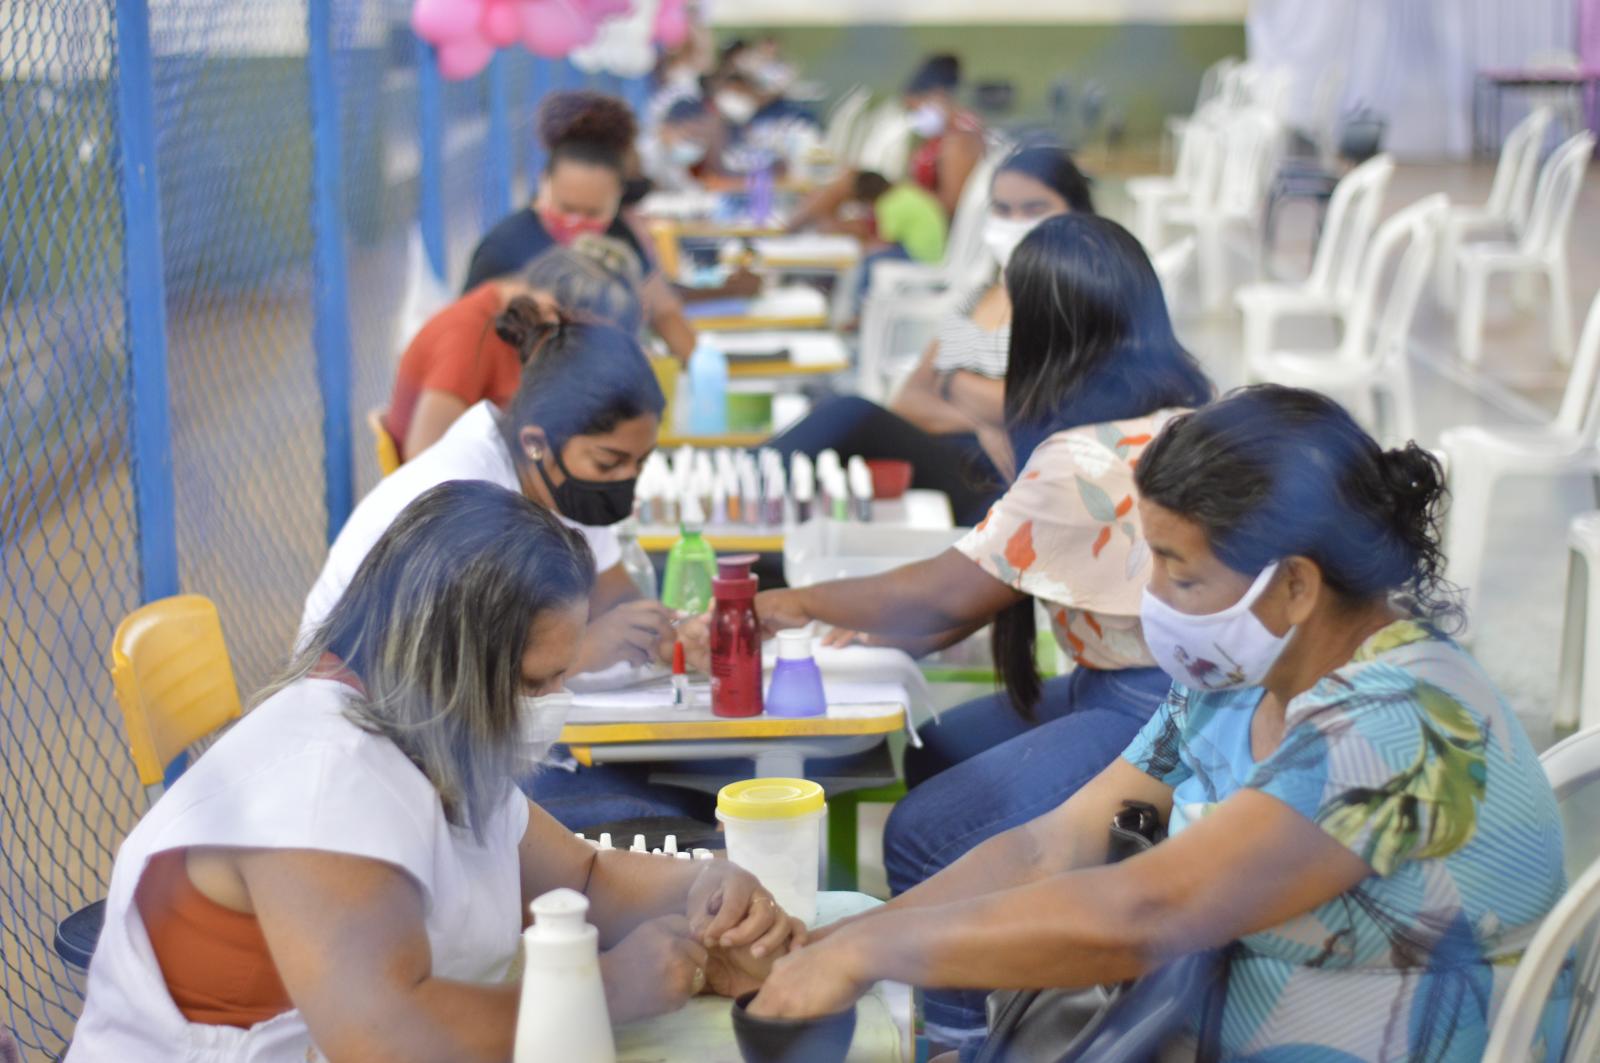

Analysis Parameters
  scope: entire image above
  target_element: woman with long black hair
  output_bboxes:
[684,214,1211,1034]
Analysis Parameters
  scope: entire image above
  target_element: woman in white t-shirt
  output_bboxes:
[304,315,710,831]
[304,312,672,676]
[72,481,801,1062]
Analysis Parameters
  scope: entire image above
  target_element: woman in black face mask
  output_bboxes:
[303,312,672,680]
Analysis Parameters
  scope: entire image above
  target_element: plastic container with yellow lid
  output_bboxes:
[717,779,826,925]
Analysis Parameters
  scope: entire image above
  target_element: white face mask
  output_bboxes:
[668,139,709,167]
[982,215,1042,269]
[907,102,947,138]
[518,691,573,767]
[715,92,758,126]
[1140,562,1293,691]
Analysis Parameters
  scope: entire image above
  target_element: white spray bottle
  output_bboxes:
[514,888,615,1063]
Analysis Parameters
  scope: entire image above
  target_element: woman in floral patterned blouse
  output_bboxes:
[749,386,1569,1063]
[691,213,1212,1042]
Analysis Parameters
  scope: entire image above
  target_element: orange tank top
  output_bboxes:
[135,849,291,1028]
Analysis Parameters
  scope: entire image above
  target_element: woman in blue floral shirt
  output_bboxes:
[747,385,1570,1062]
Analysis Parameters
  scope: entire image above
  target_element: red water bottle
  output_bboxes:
[710,554,762,718]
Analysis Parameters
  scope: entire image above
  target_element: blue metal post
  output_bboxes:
[307,0,354,538]
[621,75,650,122]
[528,58,552,180]
[416,37,448,283]
[113,0,179,603]
[485,52,514,222]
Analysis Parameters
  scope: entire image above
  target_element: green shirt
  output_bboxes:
[874,184,947,264]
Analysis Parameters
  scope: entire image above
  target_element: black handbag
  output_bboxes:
[971,802,1231,1063]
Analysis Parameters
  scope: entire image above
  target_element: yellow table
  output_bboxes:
[636,530,785,553]
[561,698,906,779]
[657,428,773,450]
[691,312,831,333]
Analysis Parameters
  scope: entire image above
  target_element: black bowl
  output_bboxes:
[731,991,857,1063]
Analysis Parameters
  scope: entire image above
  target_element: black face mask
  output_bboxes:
[535,447,636,526]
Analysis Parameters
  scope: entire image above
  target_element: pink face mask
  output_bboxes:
[539,206,611,246]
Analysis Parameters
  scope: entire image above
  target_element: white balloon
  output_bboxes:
[574,0,659,77]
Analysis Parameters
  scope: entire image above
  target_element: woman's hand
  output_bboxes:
[702,916,809,999]
[686,860,805,956]
[747,931,874,1020]
[580,599,676,671]
[753,588,813,639]
[599,915,709,1023]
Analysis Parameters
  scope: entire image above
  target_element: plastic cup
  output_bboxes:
[717,779,826,926]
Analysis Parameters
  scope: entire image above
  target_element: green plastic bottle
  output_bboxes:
[660,495,718,615]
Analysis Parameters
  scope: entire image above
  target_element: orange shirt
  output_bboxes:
[384,284,521,455]
[135,849,291,1028]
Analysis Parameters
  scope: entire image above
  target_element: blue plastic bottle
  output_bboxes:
[688,338,728,434]
[765,629,826,718]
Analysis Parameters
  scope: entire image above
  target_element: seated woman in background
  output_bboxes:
[385,235,642,462]
[305,318,703,828]
[72,482,801,1061]
[750,386,1570,1061]
[788,54,984,232]
[769,144,1094,525]
[465,91,696,361]
[640,96,726,193]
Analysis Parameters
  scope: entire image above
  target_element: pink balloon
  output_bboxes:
[584,0,634,19]
[480,0,521,47]
[412,0,483,44]
[437,35,497,78]
[518,0,594,58]
[653,0,688,48]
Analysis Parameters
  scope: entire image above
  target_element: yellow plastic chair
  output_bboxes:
[110,594,243,790]
[56,595,244,971]
[368,407,402,477]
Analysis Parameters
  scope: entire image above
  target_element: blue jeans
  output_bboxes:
[885,666,1173,1044]
[520,760,714,832]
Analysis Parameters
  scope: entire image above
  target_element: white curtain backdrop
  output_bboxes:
[1248,0,1578,158]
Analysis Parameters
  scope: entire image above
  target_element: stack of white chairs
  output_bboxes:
[1157,106,1286,311]
[821,86,872,165]
[1557,512,1600,737]
[1481,726,1600,1063]
[1435,107,1554,306]
[1160,55,1240,169]
[850,101,912,182]
[1442,290,1600,620]
[1245,194,1446,446]
[1448,129,1596,367]
[865,143,1005,302]
[1237,153,1395,367]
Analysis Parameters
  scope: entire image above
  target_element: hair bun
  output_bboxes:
[537,90,636,154]
[1381,442,1445,505]
[494,297,564,364]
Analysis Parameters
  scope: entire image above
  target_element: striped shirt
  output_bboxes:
[932,287,1009,378]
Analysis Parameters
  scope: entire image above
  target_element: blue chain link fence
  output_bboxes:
[0,2,632,1054]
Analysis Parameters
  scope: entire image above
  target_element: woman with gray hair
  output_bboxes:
[385,233,644,461]
[73,480,801,1062]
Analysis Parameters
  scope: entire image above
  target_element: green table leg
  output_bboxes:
[827,782,908,892]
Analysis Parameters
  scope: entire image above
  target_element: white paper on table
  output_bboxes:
[709,330,847,367]
[752,233,862,261]
[564,660,669,693]
[741,284,828,318]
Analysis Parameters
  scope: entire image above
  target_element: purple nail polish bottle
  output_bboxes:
[765,630,826,718]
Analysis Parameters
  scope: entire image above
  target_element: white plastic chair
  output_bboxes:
[1443,290,1600,619]
[1454,130,1596,367]
[397,223,454,353]
[1162,108,1285,310]
[1161,55,1239,170]
[1481,724,1600,1063]
[1130,112,1223,249]
[1237,154,1395,366]
[822,86,871,163]
[851,102,912,182]
[1435,107,1554,306]
[866,143,1005,301]
[1247,195,1446,446]
[1557,512,1600,736]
